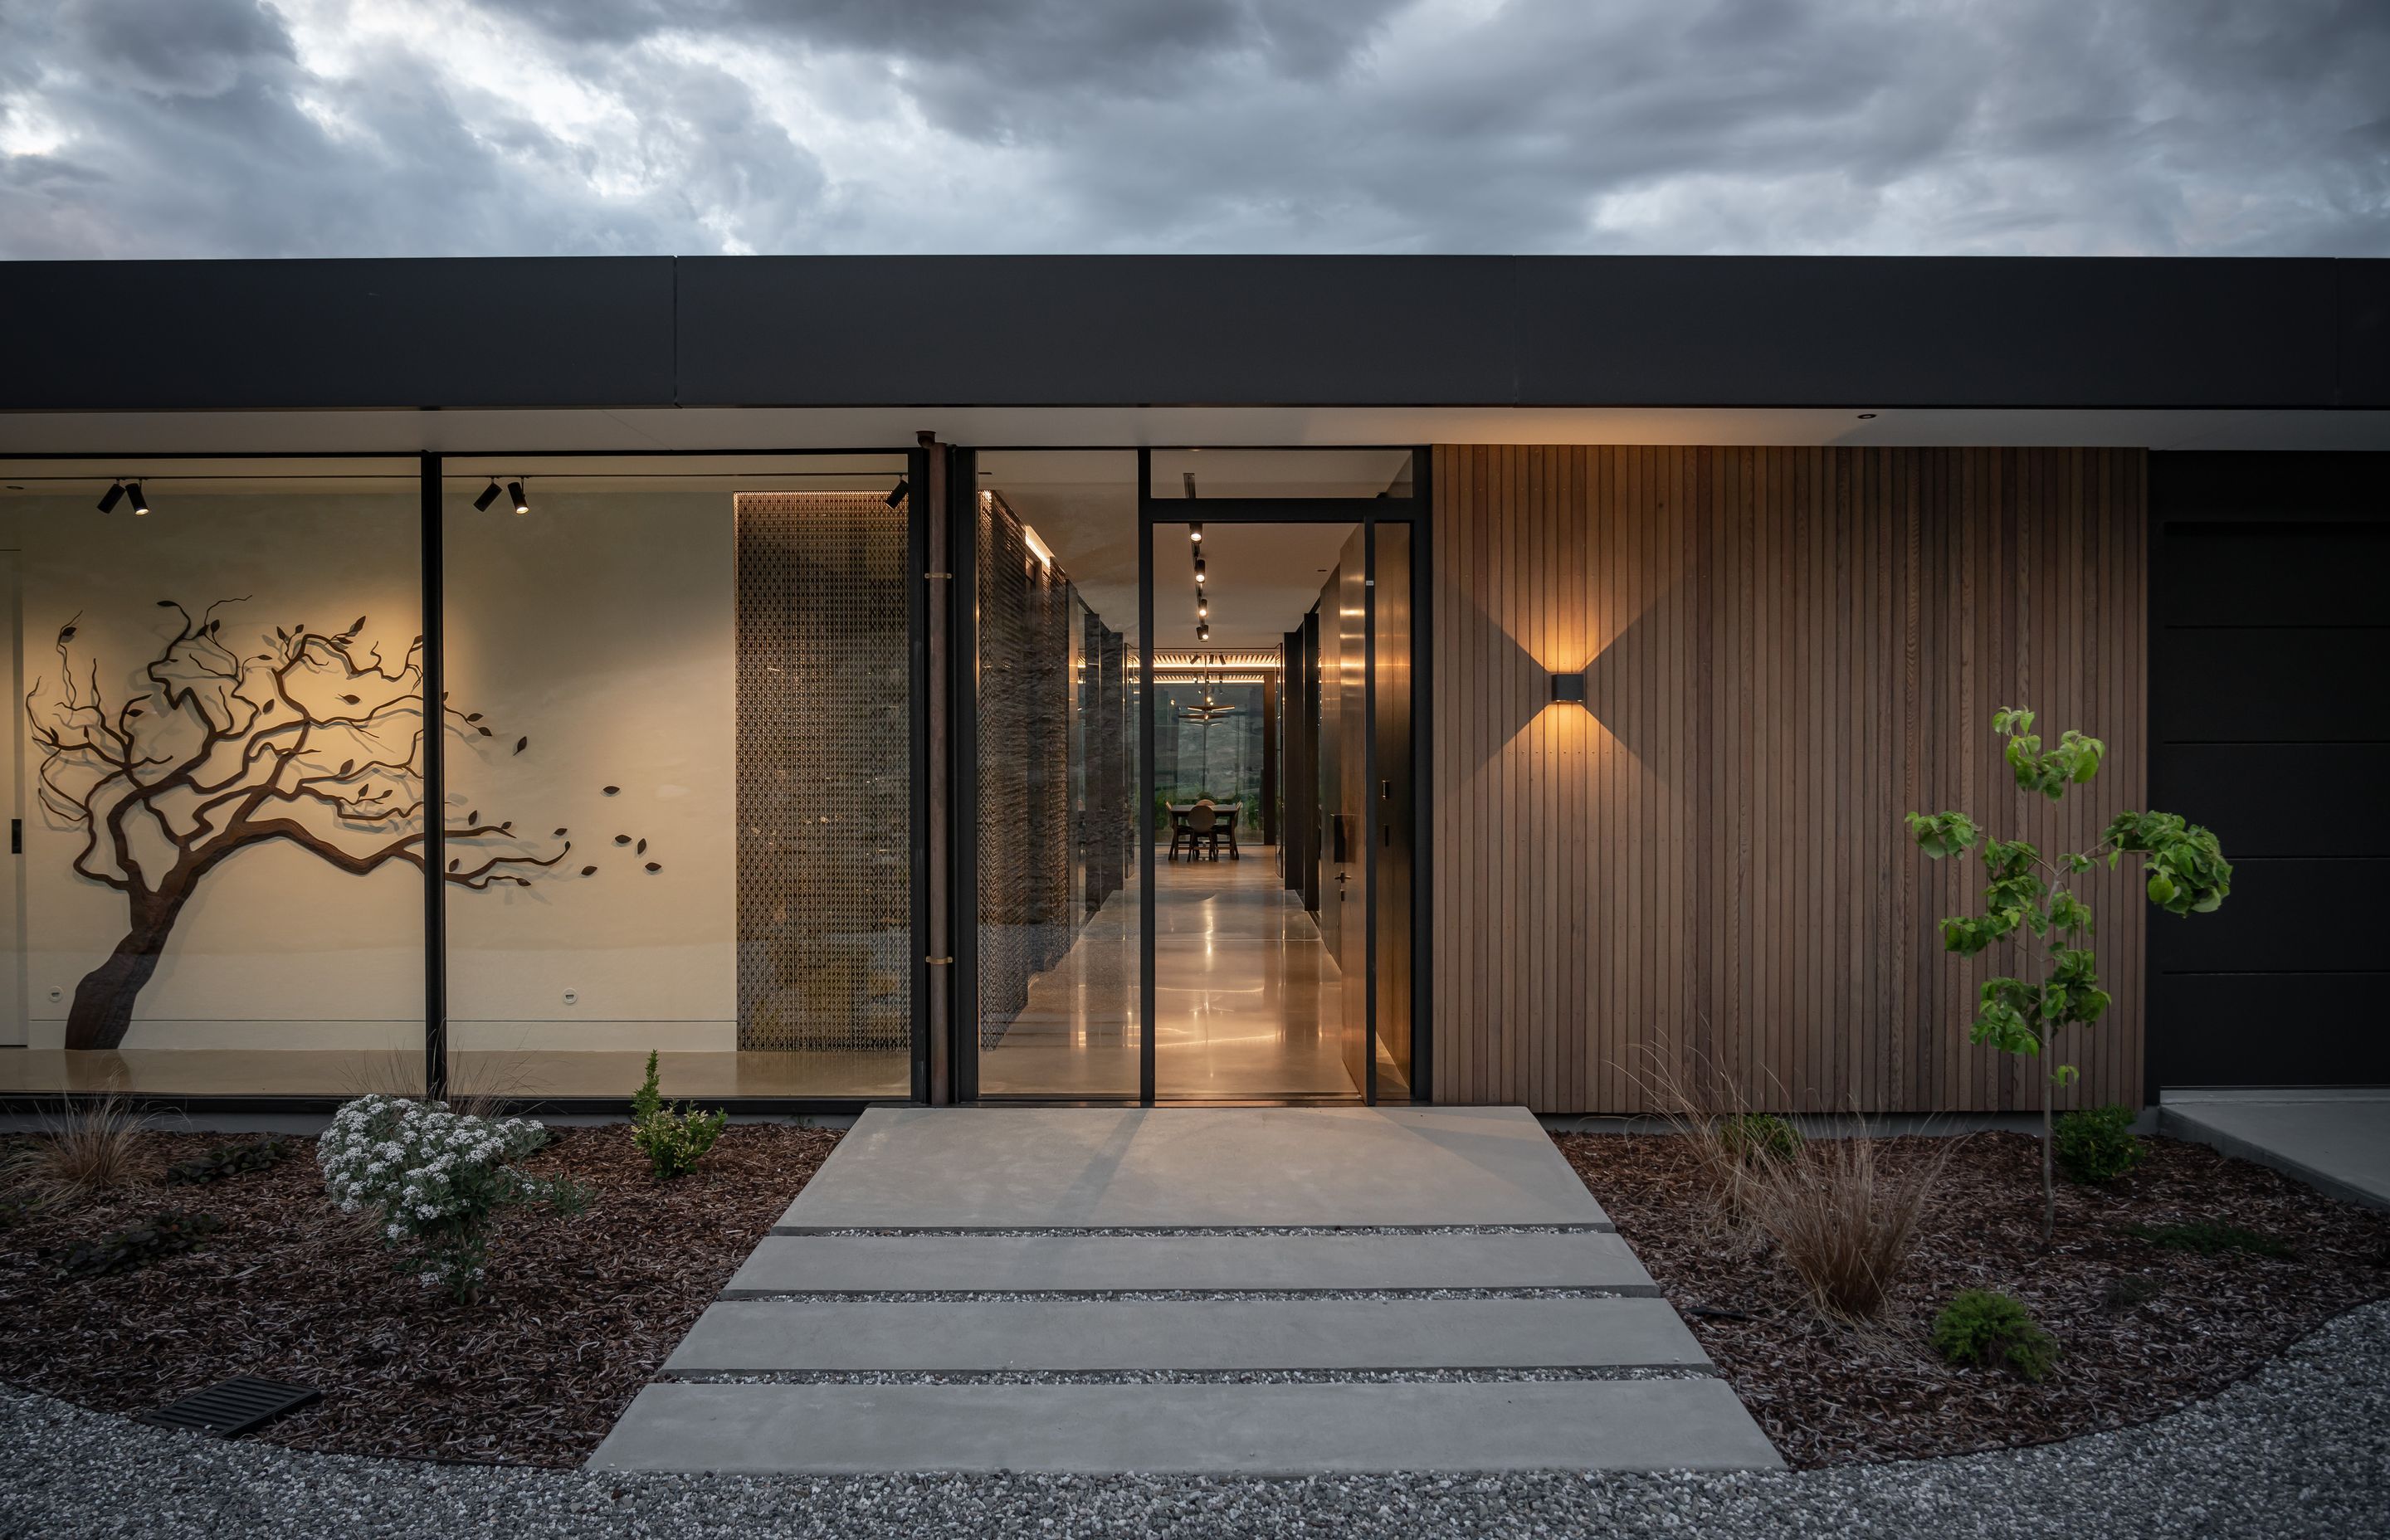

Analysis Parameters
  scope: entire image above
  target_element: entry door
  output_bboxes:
[1,551,21,1047]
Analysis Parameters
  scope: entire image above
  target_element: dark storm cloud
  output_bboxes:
[0,0,2383,257]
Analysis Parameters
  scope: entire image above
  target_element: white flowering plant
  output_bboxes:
[318,1094,590,1302]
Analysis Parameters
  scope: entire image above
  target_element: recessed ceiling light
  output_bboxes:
[1856,412,1878,420]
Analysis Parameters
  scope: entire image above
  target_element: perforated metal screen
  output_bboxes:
[733,492,913,1055]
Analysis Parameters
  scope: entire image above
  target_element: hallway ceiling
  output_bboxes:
[976,451,1361,648]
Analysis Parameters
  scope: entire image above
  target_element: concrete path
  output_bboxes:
[2161,1089,2390,1211]
[592,1106,1781,1474]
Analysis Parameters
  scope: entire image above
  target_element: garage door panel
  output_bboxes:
[2150,628,2390,743]
[2150,973,2390,1088]
[2150,743,2390,857]
[2158,526,2390,626]
[2145,859,2378,974]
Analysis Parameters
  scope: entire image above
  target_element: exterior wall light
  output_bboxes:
[1550,670,1588,705]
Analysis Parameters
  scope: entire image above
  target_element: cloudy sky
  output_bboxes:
[2,0,2384,259]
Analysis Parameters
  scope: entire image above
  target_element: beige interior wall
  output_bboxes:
[8,485,739,1056]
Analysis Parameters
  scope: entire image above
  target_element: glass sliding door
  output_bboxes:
[967,452,1143,1100]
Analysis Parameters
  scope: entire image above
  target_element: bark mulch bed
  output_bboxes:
[0,1123,839,1466]
[1555,1130,2390,1469]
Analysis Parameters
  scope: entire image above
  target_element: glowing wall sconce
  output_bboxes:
[1549,669,1588,706]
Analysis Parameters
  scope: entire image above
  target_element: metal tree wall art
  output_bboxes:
[26,598,658,1051]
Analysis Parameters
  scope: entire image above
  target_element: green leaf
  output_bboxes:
[2147,871,2177,905]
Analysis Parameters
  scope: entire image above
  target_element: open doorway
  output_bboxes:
[959,449,1421,1104]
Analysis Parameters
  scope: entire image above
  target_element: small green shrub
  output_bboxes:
[2124,1220,2294,1258]
[1931,1289,2058,1382]
[1717,1113,1804,1166]
[2053,1105,2144,1184]
[57,1211,225,1279]
[630,1051,726,1181]
[165,1135,290,1187]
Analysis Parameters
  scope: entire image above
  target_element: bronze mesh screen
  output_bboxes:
[734,492,912,1055]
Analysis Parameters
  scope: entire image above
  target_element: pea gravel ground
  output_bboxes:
[5,1299,2384,1540]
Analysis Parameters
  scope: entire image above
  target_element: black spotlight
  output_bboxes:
[1189,521,1202,543]
[1193,557,1206,585]
[127,481,150,515]
[97,480,126,514]
[1197,622,1211,641]
[507,480,529,515]
[473,478,504,511]
[885,479,910,509]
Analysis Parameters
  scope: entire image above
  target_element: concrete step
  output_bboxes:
[724,1229,1657,1296]
[589,1378,1784,1474]
[664,1296,1708,1374]
[776,1106,1612,1231]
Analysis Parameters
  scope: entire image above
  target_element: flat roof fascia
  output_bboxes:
[2,256,2383,413]
[0,256,677,412]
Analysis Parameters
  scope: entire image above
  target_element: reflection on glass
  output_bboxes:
[973,454,1142,1098]
[441,457,915,1103]
[3,464,427,1096]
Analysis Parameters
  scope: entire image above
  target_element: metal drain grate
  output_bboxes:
[137,1377,321,1438]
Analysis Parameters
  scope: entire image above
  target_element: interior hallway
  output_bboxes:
[976,846,1359,1101]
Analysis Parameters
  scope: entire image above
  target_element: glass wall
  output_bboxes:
[972,452,1142,1099]
[1,460,427,1095]
[440,455,915,1102]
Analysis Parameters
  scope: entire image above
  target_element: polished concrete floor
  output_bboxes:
[2,846,1361,1104]
[0,1045,910,1101]
[976,845,1363,1102]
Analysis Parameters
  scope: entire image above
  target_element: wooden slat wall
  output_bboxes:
[1432,446,2148,1114]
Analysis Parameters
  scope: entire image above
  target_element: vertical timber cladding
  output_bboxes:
[975,491,1082,1047]
[1432,446,2149,1115]
[733,493,914,1055]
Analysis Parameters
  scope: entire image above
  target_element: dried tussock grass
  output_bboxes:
[1743,1121,1959,1322]
[1632,1046,1958,1322]
[2,1094,153,1206]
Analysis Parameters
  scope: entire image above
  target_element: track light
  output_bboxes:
[885,479,910,509]
[474,478,503,512]
[127,481,150,515]
[1197,596,1208,618]
[1190,522,1202,543]
[508,480,529,515]
[1197,622,1210,641]
[97,480,125,514]
[1194,558,1206,585]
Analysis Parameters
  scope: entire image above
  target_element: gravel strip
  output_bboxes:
[715,1287,1651,1302]
[658,1366,1713,1385]
[784,1224,1615,1236]
[6,1298,2385,1538]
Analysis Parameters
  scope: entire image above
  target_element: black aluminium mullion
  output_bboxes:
[909,445,933,1105]
[419,453,446,1101]
[1363,514,1379,1107]
[951,448,981,1103]
[1411,446,1435,1104]
[1138,450,1157,1108]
